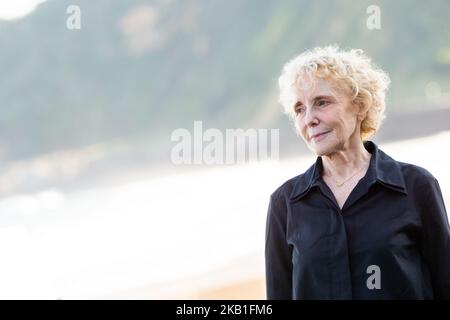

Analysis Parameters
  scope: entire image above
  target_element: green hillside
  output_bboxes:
[0,0,449,161]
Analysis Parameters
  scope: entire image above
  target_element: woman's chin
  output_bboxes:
[307,141,334,156]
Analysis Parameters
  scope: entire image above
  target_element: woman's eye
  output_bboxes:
[295,106,305,114]
[317,100,329,107]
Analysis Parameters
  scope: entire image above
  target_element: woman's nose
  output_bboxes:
[304,107,319,126]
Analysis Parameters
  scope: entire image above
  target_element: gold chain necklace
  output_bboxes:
[325,166,365,187]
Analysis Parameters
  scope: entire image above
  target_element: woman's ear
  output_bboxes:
[357,113,364,122]
[350,102,363,122]
[356,109,367,122]
[362,111,369,122]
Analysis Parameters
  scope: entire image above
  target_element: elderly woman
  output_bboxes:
[265,46,450,299]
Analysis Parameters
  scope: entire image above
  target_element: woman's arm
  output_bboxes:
[419,177,450,299]
[265,191,293,299]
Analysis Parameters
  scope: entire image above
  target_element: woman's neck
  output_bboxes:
[321,142,371,179]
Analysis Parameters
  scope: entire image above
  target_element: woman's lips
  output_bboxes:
[311,130,330,141]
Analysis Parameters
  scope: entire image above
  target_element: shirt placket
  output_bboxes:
[317,183,353,299]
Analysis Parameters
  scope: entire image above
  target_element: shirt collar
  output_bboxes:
[289,141,408,201]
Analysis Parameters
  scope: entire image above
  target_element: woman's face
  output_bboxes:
[292,76,362,156]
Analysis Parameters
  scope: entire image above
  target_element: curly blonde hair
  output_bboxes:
[278,45,390,141]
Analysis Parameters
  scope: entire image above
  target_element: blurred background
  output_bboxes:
[0,0,449,299]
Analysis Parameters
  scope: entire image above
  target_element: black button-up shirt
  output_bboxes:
[265,141,450,299]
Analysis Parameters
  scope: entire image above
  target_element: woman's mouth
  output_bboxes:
[311,130,331,142]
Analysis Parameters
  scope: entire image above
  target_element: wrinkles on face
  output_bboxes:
[292,77,361,156]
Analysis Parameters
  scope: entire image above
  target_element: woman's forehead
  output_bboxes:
[294,76,342,101]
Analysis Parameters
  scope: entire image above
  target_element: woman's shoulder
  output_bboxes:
[270,160,317,202]
[394,161,444,199]
[270,171,312,203]
[397,161,438,185]
[270,175,298,200]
